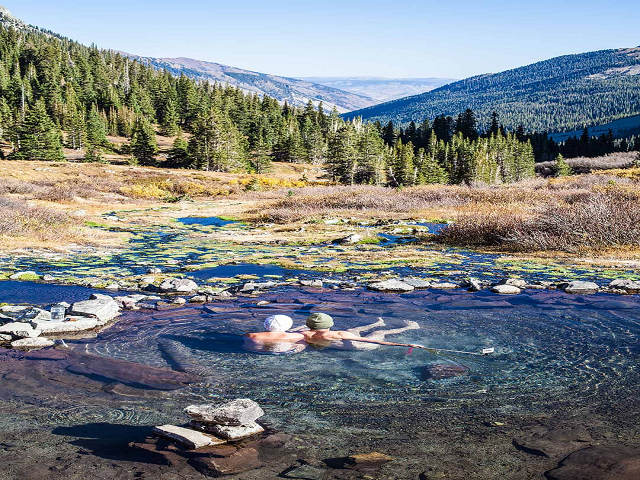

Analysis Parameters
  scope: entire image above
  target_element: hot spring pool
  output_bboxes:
[1,284,638,478]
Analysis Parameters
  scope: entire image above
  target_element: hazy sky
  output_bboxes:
[6,0,640,79]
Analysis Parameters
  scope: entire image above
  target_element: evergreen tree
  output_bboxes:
[165,133,190,169]
[248,137,272,174]
[554,153,572,177]
[381,121,397,147]
[85,105,106,162]
[130,116,158,165]
[10,99,64,161]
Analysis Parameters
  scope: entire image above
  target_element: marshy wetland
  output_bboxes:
[1,160,640,479]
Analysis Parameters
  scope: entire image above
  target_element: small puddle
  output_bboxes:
[188,262,310,280]
[177,216,236,227]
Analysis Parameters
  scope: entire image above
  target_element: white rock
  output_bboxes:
[608,279,640,293]
[401,277,431,289]
[209,422,264,441]
[0,334,12,341]
[185,399,265,426]
[152,425,225,449]
[159,278,198,293]
[563,281,599,294]
[368,279,415,293]
[498,278,527,288]
[37,317,98,334]
[11,337,54,349]
[491,284,522,295]
[172,297,187,305]
[70,296,120,324]
[431,282,459,289]
[0,322,41,338]
[335,234,362,245]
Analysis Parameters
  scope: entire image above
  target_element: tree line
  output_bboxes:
[0,23,538,186]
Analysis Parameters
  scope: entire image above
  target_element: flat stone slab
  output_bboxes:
[37,317,98,334]
[545,445,640,480]
[368,279,415,292]
[401,277,431,289]
[152,425,226,449]
[498,278,528,288]
[0,322,41,338]
[11,337,54,349]
[69,296,120,324]
[185,399,264,426]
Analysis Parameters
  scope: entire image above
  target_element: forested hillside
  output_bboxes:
[345,48,640,134]
[0,11,536,187]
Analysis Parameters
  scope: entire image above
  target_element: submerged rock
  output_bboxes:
[545,445,640,480]
[513,425,592,458]
[159,278,198,293]
[368,279,415,292]
[185,399,265,426]
[491,284,522,295]
[239,281,277,293]
[561,281,599,294]
[191,447,263,477]
[422,362,469,380]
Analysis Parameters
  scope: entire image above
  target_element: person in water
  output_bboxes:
[243,314,307,354]
[245,313,424,351]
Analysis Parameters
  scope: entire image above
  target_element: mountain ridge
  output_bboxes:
[345,47,640,134]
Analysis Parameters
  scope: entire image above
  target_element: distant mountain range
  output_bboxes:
[345,48,640,134]
[0,6,376,113]
[125,55,378,112]
[299,77,456,103]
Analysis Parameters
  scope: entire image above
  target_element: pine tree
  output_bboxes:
[10,99,64,161]
[554,153,572,177]
[165,133,190,169]
[130,116,158,166]
[248,137,272,174]
[85,105,106,162]
[160,96,179,136]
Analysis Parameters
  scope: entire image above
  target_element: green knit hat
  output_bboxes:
[306,312,334,330]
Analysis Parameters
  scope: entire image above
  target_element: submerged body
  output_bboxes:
[245,317,423,352]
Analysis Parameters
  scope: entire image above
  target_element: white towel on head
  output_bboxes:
[263,314,293,332]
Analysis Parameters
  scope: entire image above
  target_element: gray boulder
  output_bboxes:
[69,295,120,324]
[562,281,599,294]
[608,279,640,293]
[491,284,522,295]
[159,278,198,293]
[300,279,323,288]
[9,271,40,280]
[185,399,265,426]
[368,279,415,292]
[498,278,528,288]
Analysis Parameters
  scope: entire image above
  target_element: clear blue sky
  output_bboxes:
[5,0,639,79]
